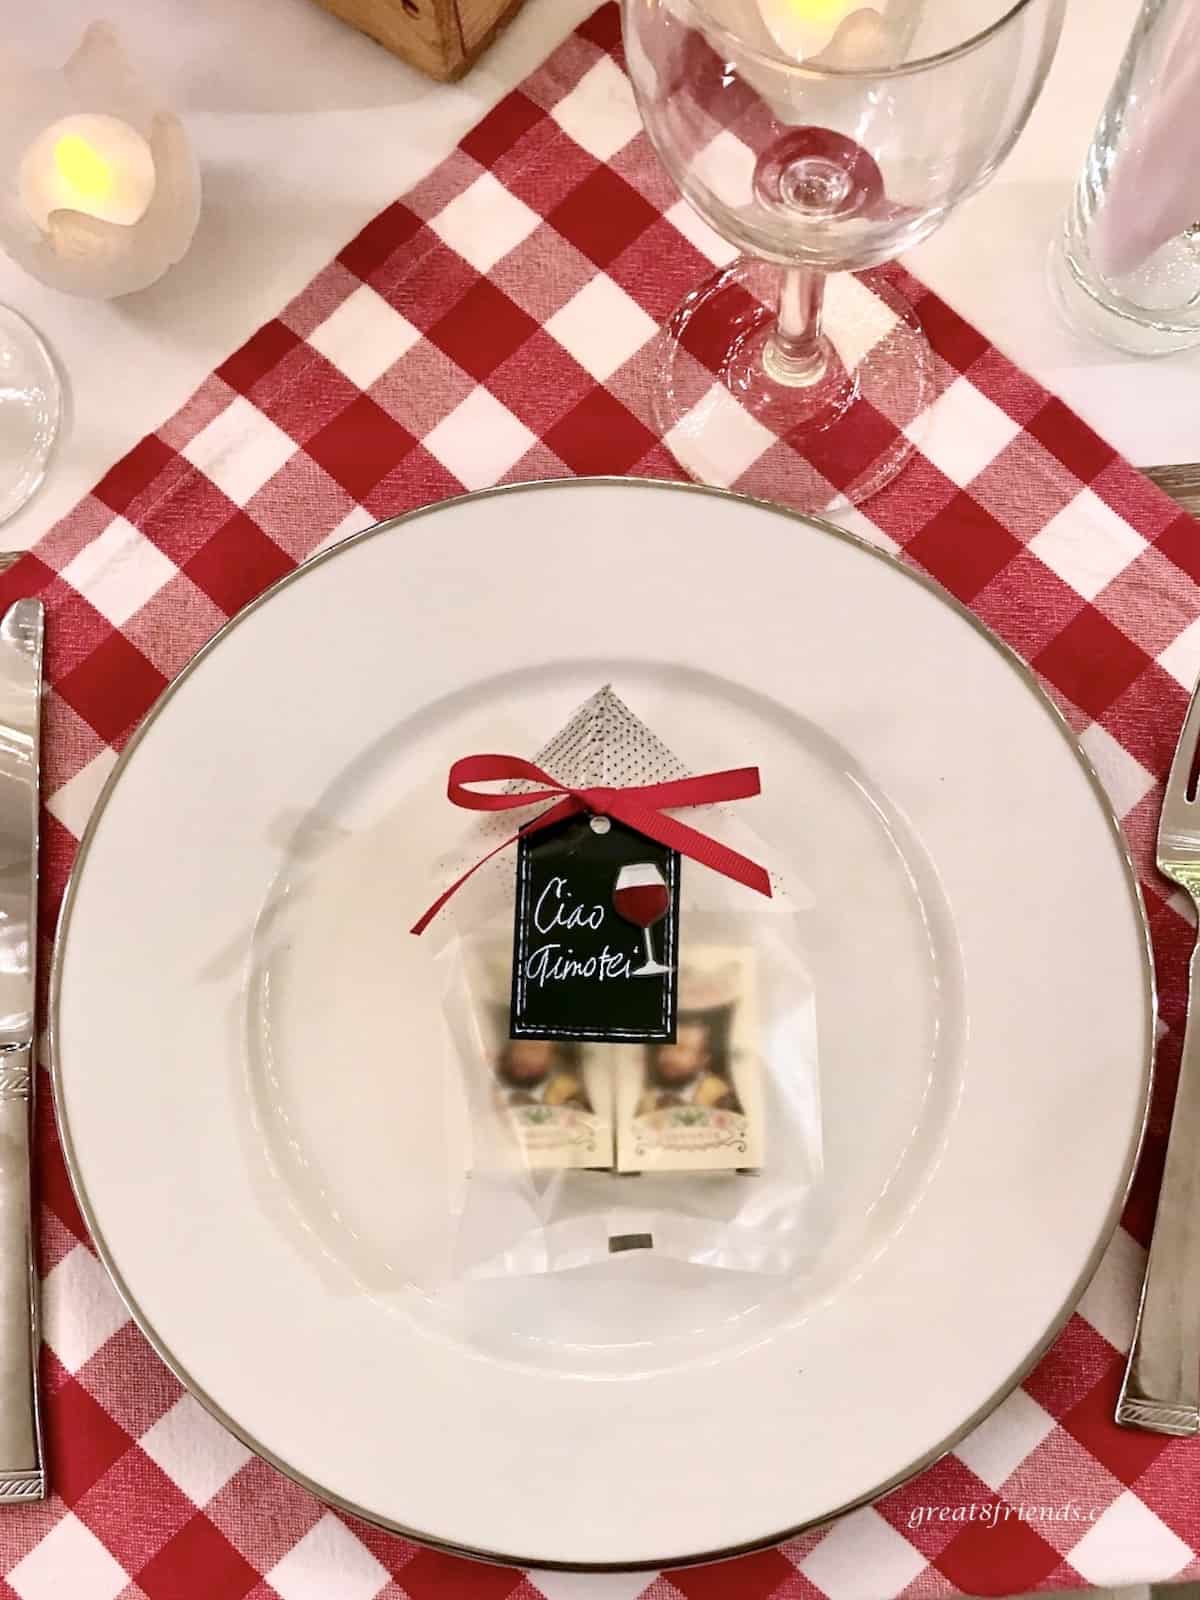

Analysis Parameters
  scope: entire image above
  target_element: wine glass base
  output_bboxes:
[631,961,673,978]
[652,257,932,514]
[0,307,61,528]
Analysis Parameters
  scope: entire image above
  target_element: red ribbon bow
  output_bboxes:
[411,754,771,935]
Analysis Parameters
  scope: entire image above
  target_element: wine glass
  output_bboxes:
[621,0,1065,511]
[613,862,673,976]
[0,305,60,526]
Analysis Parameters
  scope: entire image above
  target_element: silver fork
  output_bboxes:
[1117,669,1200,1435]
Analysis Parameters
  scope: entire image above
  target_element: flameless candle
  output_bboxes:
[17,113,155,232]
[759,0,860,56]
[0,24,200,299]
[758,0,920,67]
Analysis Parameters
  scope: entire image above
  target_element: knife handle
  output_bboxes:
[0,1045,44,1497]
[1117,945,1200,1436]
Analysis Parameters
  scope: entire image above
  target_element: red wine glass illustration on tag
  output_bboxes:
[614,862,672,978]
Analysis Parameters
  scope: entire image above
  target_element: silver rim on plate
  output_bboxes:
[49,477,1156,1572]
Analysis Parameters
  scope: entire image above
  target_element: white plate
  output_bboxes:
[52,479,1152,1570]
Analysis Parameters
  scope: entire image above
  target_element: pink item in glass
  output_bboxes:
[1090,4,1200,280]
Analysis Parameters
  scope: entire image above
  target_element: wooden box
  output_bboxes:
[310,0,530,81]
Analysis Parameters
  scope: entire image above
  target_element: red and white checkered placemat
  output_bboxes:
[5,7,1200,1597]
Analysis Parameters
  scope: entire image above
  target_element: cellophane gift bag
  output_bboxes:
[427,687,822,1285]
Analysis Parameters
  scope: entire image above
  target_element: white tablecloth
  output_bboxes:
[0,0,1191,551]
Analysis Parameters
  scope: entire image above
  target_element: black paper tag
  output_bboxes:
[510,813,679,1043]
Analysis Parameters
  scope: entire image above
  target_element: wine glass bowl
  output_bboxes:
[613,862,673,977]
[622,0,1066,510]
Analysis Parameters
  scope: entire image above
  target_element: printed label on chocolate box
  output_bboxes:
[510,813,679,1043]
[616,945,763,1173]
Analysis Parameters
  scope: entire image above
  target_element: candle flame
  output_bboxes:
[53,134,114,204]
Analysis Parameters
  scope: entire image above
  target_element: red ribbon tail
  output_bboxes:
[610,798,772,900]
[409,829,523,936]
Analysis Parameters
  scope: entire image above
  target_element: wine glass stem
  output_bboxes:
[764,266,829,387]
[643,928,656,966]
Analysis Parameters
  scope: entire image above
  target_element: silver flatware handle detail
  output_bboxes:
[0,1045,44,1497]
[1118,946,1200,1435]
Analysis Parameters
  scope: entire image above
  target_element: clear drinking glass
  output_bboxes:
[0,305,60,527]
[622,0,1065,511]
[1050,0,1200,356]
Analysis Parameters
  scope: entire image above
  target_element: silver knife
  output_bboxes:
[0,601,45,1499]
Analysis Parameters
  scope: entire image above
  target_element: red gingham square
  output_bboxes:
[1156,509,1200,586]
[543,385,658,474]
[672,1548,808,1600]
[55,631,169,746]
[216,321,305,401]
[400,1549,525,1599]
[547,164,660,269]
[460,91,546,170]
[10,9,1200,1599]
[428,280,540,382]
[0,554,57,612]
[183,513,295,618]
[1060,1368,1174,1488]
[93,436,179,518]
[1033,608,1155,719]
[337,201,426,286]
[905,492,1025,603]
[797,399,906,494]
[46,1381,133,1507]
[915,292,991,375]
[577,2,623,51]
[137,1515,260,1600]
[1026,395,1124,489]
[934,1513,1062,1597]
[304,395,419,501]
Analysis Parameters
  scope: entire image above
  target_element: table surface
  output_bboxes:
[0,8,1195,1597]
[2,0,1197,555]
